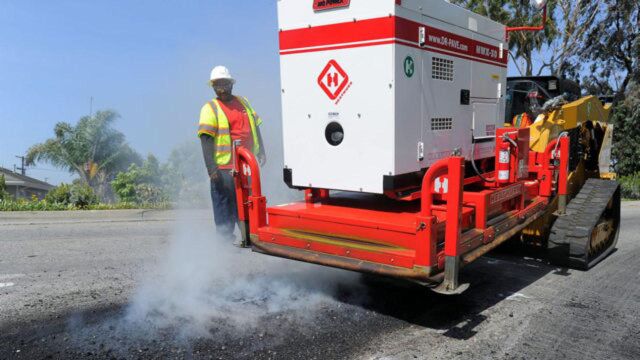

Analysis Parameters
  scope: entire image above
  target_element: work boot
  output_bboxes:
[232,236,244,248]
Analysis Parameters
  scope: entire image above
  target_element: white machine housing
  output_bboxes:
[278,0,507,194]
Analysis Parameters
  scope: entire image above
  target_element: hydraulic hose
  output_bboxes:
[470,131,496,183]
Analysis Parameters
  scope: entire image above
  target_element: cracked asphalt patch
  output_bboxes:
[1,205,639,359]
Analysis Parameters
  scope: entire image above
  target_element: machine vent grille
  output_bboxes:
[431,117,453,131]
[432,57,454,81]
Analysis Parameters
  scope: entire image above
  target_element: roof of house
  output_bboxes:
[0,167,55,191]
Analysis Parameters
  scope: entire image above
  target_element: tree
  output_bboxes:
[111,142,209,206]
[26,111,141,201]
[451,0,558,76]
[581,0,639,101]
[111,154,169,204]
[537,0,602,78]
[610,102,640,176]
[623,82,640,108]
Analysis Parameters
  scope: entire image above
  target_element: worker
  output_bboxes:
[198,66,266,245]
[512,112,533,128]
[511,90,543,128]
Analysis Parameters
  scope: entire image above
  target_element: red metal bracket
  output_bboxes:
[233,147,267,236]
[506,5,547,35]
[537,135,570,198]
[305,188,330,203]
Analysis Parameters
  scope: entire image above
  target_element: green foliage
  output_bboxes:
[620,172,640,199]
[45,183,72,204]
[0,174,9,201]
[25,110,142,201]
[70,183,98,208]
[581,0,639,101]
[0,199,71,211]
[111,154,171,205]
[111,168,140,203]
[44,183,98,208]
[450,0,558,76]
[0,198,170,212]
[110,141,210,207]
[611,103,640,176]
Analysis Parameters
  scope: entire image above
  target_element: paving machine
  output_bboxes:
[230,0,620,294]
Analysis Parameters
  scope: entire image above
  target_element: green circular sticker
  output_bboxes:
[404,55,415,78]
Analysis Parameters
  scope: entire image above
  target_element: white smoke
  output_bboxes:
[117,170,363,341]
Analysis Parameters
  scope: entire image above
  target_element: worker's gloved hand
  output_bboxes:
[258,153,267,167]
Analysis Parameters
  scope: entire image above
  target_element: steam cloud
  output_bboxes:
[105,139,364,344]
[121,211,360,340]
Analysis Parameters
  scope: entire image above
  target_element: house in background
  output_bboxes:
[0,167,54,200]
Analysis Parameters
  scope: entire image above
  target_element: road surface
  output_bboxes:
[1,205,639,359]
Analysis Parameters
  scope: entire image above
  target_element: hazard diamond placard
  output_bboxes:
[317,60,349,101]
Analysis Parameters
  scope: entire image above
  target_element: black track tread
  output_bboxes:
[548,178,621,270]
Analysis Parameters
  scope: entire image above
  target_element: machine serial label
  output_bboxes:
[475,45,499,60]
[313,0,350,11]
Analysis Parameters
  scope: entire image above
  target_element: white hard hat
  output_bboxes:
[210,66,235,84]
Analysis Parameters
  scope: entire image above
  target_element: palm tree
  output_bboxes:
[26,111,141,200]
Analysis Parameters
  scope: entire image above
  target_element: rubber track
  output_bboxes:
[548,178,621,270]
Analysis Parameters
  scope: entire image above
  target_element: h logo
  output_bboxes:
[327,73,339,87]
[318,60,349,100]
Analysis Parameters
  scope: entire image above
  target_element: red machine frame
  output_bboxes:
[231,129,570,294]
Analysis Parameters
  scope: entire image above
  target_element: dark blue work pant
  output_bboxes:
[210,170,238,239]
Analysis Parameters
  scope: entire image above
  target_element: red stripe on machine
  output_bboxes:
[279,16,508,67]
[279,17,396,51]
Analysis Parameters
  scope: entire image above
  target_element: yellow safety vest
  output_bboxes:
[197,96,261,166]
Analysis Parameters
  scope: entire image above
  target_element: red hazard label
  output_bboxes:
[313,0,350,11]
[318,60,349,101]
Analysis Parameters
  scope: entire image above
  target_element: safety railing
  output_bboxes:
[415,156,465,271]
[232,145,267,236]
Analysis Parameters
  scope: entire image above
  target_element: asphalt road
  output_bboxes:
[1,204,639,360]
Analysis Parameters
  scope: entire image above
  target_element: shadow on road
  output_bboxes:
[335,245,560,340]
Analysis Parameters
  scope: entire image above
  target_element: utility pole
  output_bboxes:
[15,155,26,175]
[89,96,94,117]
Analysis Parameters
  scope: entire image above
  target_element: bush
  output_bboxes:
[134,183,169,204]
[0,199,170,211]
[0,174,9,201]
[44,183,97,208]
[111,167,139,203]
[111,155,171,205]
[45,183,72,204]
[0,197,70,211]
[70,183,98,208]
[620,172,640,200]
